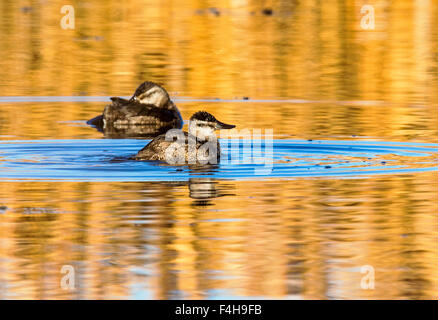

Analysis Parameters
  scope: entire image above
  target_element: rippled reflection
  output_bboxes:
[0,177,438,299]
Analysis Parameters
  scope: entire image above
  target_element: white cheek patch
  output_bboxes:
[197,126,215,137]
[189,122,216,140]
[146,90,167,107]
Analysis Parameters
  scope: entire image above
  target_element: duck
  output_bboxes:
[134,111,235,164]
[87,81,183,137]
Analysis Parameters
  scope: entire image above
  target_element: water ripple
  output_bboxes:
[0,139,437,181]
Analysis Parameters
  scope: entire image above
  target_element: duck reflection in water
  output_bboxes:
[188,164,235,206]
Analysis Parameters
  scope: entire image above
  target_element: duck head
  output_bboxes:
[188,111,235,138]
[130,81,171,108]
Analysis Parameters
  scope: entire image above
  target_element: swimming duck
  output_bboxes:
[87,81,183,137]
[134,111,235,164]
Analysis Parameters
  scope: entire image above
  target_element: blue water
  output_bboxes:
[1,139,438,181]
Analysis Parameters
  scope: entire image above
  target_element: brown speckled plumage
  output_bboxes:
[134,111,235,164]
[103,97,180,126]
[134,131,221,163]
[87,82,182,138]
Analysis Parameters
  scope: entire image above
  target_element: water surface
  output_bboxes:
[1,0,438,300]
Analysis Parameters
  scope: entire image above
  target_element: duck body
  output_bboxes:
[87,82,183,137]
[134,131,221,164]
[134,111,235,164]
[103,97,182,127]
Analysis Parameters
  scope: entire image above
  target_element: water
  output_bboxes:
[1,1,438,300]
[1,138,438,181]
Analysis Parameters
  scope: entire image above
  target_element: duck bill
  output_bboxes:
[215,120,235,130]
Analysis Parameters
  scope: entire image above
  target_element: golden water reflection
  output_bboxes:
[0,176,438,299]
[0,0,437,104]
[1,101,438,143]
